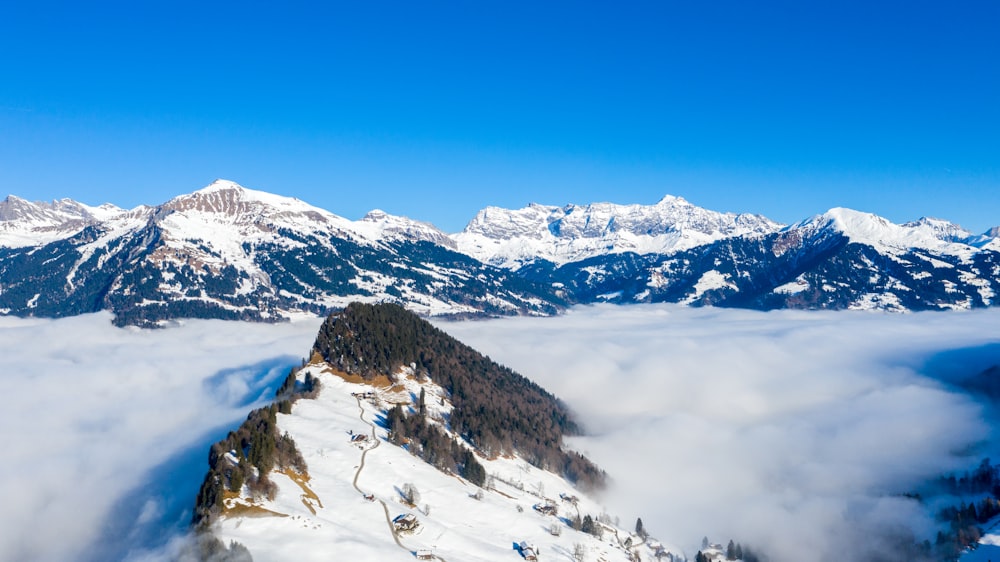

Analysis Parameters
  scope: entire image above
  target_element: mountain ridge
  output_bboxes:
[0,179,997,324]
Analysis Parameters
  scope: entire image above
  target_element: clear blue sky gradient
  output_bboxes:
[1,1,997,233]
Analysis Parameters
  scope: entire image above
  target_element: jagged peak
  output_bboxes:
[2,194,30,204]
[654,194,689,206]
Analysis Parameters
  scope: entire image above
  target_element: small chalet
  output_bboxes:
[533,502,558,516]
[415,548,434,560]
[519,541,539,561]
[392,513,419,532]
[559,493,579,505]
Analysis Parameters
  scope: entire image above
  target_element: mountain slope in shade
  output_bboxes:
[544,207,1000,312]
[0,180,564,326]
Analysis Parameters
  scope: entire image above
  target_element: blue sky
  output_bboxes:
[1,1,997,233]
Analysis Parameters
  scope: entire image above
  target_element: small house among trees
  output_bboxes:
[533,501,558,516]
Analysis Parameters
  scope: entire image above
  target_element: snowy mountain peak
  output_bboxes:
[0,194,131,247]
[790,207,984,257]
[160,180,350,236]
[903,216,974,242]
[655,194,688,205]
[357,209,456,248]
[455,195,782,268]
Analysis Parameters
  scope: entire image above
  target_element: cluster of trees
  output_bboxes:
[313,302,605,489]
[694,538,764,562]
[934,458,1000,497]
[275,368,320,414]
[386,403,487,486]
[895,458,1000,561]
[192,367,316,526]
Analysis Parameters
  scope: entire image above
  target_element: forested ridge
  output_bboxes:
[192,369,318,527]
[313,302,605,488]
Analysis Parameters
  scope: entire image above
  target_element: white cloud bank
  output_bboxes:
[0,312,323,562]
[440,305,1000,562]
[3,305,999,562]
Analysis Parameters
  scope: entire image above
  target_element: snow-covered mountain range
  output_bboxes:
[0,180,562,326]
[454,196,782,269]
[1,179,997,325]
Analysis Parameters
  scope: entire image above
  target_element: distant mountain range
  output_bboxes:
[1,179,997,325]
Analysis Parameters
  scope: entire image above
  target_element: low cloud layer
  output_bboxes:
[441,305,1000,562]
[0,313,323,562]
[4,306,998,562]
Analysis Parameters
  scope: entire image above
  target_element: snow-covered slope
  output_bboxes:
[0,194,132,248]
[0,180,563,325]
[454,196,783,269]
[540,206,1000,313]
[790,208,984,259]
[1,181,998,321]
[210,360,682,562]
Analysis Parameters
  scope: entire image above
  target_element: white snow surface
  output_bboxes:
[454,195,783,268]
[214,363,673,562]
[790,208,991,258]
[0,194,135,248]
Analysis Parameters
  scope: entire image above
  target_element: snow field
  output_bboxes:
[215,364,675,561]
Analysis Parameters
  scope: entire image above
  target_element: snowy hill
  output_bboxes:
[196,303,687,561]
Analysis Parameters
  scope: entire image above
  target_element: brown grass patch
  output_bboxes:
[318,364,394,388]
[222,500,288,518]
[281,468,323,515]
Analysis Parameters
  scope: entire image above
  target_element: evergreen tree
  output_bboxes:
[636,517,647,539]
[727,539,736,560]
[419,387,426,417]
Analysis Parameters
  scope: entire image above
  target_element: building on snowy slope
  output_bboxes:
[393,513,419,532]
[518,541,539,561]
[415,548,435,560]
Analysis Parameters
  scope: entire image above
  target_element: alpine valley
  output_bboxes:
[1,179,998,326]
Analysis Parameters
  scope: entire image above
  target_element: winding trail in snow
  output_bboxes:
[352,396,409,553]
[352,395,449,562]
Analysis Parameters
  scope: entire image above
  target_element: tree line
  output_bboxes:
[192,367,317,526]
[312,302,605,489]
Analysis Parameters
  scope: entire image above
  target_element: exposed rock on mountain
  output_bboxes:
[1,180,997,324]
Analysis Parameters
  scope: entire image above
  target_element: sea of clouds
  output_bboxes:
[0,312,323,562]
[442,304,1000,562]
[3,305,1000,562]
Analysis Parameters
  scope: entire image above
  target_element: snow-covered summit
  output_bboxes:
[162,179,350,230]
[356,209,457,249]
[454,195,783,268]
[0,194,131,248]
[789,207,986,257]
